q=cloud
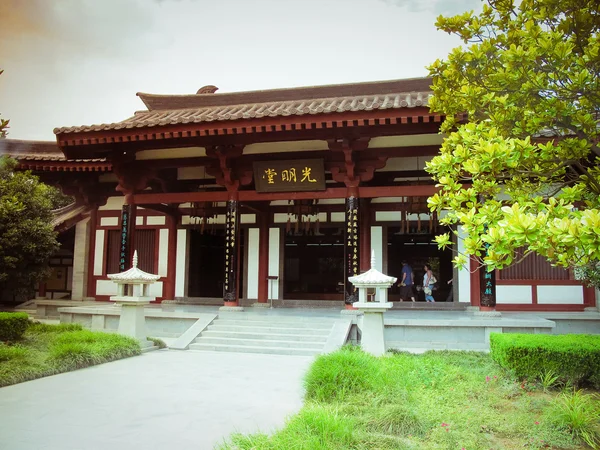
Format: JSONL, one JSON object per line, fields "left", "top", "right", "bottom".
{"left": 0, "top": 0, "right": 161, "bottom": 63}
{"left": 379, "top": 0, "right": 483, "bottom": 16}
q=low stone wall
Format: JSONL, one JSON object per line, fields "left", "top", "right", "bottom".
{"left": 382, "top": 315, "right": 555, "bottom": 352}
{"left": 58, "top": 306, "right": 204, "bottom": 338}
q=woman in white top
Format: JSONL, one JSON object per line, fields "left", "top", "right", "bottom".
{"left": 423, "top": 264, "right": 435, "bottom": 302}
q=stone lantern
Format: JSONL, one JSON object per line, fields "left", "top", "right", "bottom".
{"left": 107, "top": 251, "right": 159, "bottom": 347}
{"left": 348, "top": 250, "right": 397, "bottom": 356}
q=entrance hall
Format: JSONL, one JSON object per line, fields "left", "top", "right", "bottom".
{"left": 187, "top": 229, "right": 245, "bottom": 299}
{"left": 283, "top": 228, "right": 344, "bottom": 300}
{"left": 387, "top": 228, "right": 453, "bottom": 302}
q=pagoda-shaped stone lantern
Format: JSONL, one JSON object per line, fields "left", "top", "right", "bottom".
{"left": 348, "top": 250, "right": 397, "bottom": 356}
{"left": 107, "top": 251, "right": 160, "bottom": 347}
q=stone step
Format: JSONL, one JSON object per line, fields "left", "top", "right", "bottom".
{"left": 208, "top": 324, "right": 332, "bottom": 336}
{"left": 200, "top": 330, "right": 328, "bottom": 343}
{"left": 189, "top": 342, "right": 321, "bottom": 356}
{"left": 215, "top": 318, "right": 335, "bottom": 329}
{"left": 195, "top": 336, "right": 324, "bottom": 349}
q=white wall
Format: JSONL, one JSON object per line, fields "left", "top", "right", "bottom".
{"left": 370, "top": 226, "right": 383, "bottom": 271}
{"left": 158, "top": 229, "right": 169, "bottom": 277}
{"left": 456, "top": 227, "right": 471, "bottom": 303}
{"left": 268, "top": 228, "right": 280, "bottom": 300}
{"left": 175, "top": 229, "right": 188, "bottom": 298}
{"left": 537, "top": 285, "right": 584, "bottom": 304}
{"left": 247, "top": 228, "right": 260, "bottom": 300}
{"left": 71, "top": 217, "right": 90, "bottom": 300}
{"left": 93, "top": 230, "right": 105, "bottom": 276}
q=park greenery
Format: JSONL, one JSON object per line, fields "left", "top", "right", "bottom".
{"left": 220, "top": 346, "right": 600, "bottom": 450}
{"left": 0, "top": 156, "right": 61, "bottom": 301}
{"left": 0, "top": 318, "right": 141, "bottom": 387}
{"left": 425, "top": 0, "right": 600, "bottom": 286}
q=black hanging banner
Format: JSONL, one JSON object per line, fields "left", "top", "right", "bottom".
{"left": 344, "top": 196, "right": 360, "bottom": 304}
{"left": 223, "top": 199, "right": 239, "bottom": 302}
{"left": 119, "top": 204, "right": 134, "bottom": 272}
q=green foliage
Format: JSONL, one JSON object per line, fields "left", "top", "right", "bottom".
{"left": 304, "top": 346, "right": 382, "bottom": 402}
{"left": 553, "top": 390, "right": 600, "bottom": 449}
{"left": 48, "top": 330, "right": 140, "bottom": 370}
{"left": 538, "top": 368, "right": 560, "bottom": 392}
{"left": 147, "top": 336, "right": 167, "bottom": 349}
{"left": 0, "top": 156, "right": 60, "bottom": 299}
{"left": 0, "top": 312, "right": 29, "bottom": 341}
{"left": 221, "top": 348, "right": 583, "bottom": 449}
{"left": 0, "top": 324, "right": 141, "bottom": 387}
{"left": 426, "top": 0, "right": 600, "bottom": 284}
{"left": 490, "top": 333, "right": 600, "bottom": 388}
{"left": 0, "top": 343, "right": 28, "bottom": 362}
{"left": 0, "top": 69, "right": 8, "bottom": 138}
{"left": 27, "top": 321, "right": 83, "bottom": 334}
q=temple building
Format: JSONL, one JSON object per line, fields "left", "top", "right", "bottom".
{"left": 1, "top": 77, "right": 594, "bottom": 311}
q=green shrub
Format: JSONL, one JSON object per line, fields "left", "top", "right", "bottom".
{"left": 48, "top": 330, "right": 141, "bottom": 370}
{"left": 147, "top": 337, "right": 167, "bottom": 349}
{"left": 0, "top": 312, "right": 29, "bottom": 341}
{"left": 304, "top": 346, "right": 381, "bottom": 402}
{"left": 28, "top": 322, "right": 83, "bottom": 334}
{"left": 0, "top": 343, "right": 29, "bottom": 362}
{"left": 552, "top": 390, "right": 600, "bottom": 449}
{"left": 490, "top": 333, "right": 600, "bottom": 388}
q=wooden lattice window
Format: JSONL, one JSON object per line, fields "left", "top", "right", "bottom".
{"left": 499, "top": 250, "right": 570, "bottom": 281}
{"left": 105, "top": 229, "right": 156, "bottom": 274}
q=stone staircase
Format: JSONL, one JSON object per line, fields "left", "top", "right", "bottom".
{"left": 188, "top": 316, "right": 337, "bottom": 356}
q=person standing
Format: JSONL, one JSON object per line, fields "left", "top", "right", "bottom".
{"left": 398, "top": 261, "right": 416, "bottom": 302}
{"left": 423, "top": 264, "right": 436, "bottom": 302}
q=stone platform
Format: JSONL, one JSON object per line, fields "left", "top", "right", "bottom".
{"left": 48, "top": 302, "right": 600, "bottom": 353}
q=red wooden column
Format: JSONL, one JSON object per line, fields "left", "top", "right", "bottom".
{"left": 257, "top": 211, "right": 270, "bottom": 303}
{"left": 38, "top": 282, "right": 47, "bottom": 299}
{"left": 359, "top": 198, "right": 371, "bottom": 272}
{"left": 163, "top": 214, "right": 177, "bottom": 300}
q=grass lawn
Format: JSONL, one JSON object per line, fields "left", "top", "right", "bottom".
{"left": 0, "top": 322, "right": 141, "bottom": 387}
{"left": 220, "top": 347, "right": 600, "bottom": 450}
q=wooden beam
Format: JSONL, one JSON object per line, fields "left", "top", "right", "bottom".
{"left": 140, "top": 203, "right": 182, "bottom": 218}
{"left": 134, "top": 185, "right": 439, "bottom": 204}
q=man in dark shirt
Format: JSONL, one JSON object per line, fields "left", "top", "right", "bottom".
{"left": 398, "top": 261, "right": 416, "bottom": 302}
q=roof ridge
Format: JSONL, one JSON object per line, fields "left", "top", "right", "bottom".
{"left": 137, "top": 77, "right": 432, "bottom": 111}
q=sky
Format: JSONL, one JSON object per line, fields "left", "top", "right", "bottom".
{"left": 0, "top": 0, "right": 481, "bottom": 141}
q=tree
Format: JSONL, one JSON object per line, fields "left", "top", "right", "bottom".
{"left": 425, "top": 0, "right": 600, "bottom": 286}
{"left": 0, "top": 157, "right": 60, "bottom": 301}
{"left": 0, "top": 70, "right": 8, "bottom": 138}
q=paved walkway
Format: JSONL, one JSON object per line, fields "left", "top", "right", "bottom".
{"left": 0, "top": 350, "right": 313, "bottom": 450}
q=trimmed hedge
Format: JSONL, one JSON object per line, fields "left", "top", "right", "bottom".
{"left": 0, "top": 312, "right": 29, "bottom": 341}
{"left": 490, "top": 333, "right": 600, "bottom": 388}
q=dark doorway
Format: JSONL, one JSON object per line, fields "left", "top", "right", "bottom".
{"left": 387, "top": 227, "right": 453, "bottom": 302}
{"left": 188, "top": 229, "right": 245, "bottom": 298}
{"left": 283, "top": 228, "right": 344, "bottom": 300}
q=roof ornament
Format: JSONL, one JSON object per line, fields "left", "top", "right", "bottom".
{"left": 196, "top": 85, "right": 219, "bottom": 94}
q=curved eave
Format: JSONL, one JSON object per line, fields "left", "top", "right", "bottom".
{"left": 17, "top": 160, "right": 112, "bottom": 172}
{"left": 56, "top": 107, "right": 442, "bottom": 158}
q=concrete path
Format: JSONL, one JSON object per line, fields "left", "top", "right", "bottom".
{"left": 0, "top": 350, "right": 313, "bottom": 450}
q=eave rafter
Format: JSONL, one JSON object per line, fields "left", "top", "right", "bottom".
{"left": 56, "top": 108, "right": 441, "bottom": 150}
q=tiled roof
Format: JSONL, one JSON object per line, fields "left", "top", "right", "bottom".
{"left": 54, "top": 77, "right": 433, "bottom": 135}
{"left": 0, "top": 139, "right": 65, "bottom": 160}
{"left": 51, "top": 203, "right": 92, "bottom": 229}
{"left": 0, "top": 139, "right": 107, "bottom": 163}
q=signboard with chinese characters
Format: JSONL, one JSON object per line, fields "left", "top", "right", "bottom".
{"left": 253, "top": 159, "right": 326, "bottom": 193}
{"left": 119, "top": 205, "right": 132, "bottom": 272}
